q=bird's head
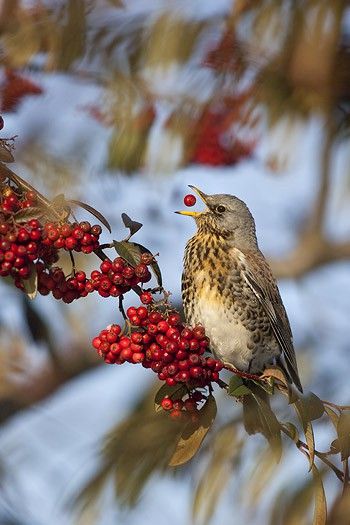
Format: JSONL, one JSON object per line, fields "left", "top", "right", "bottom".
{"left": 176, "top": 186, "right": 258, "bottom": 247}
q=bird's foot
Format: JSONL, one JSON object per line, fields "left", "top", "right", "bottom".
{"left": 223, "top": 362, "right": 262, "bottom": 382}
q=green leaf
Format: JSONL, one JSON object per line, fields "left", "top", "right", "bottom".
{"left": 312, "top": 465, "right": 327, "bottom": 525}
{"left": 113, "top": 240, "right": 162, "bottom": 287}
{"left": 154, "top": 383, "right": 187, "bottom": 413}
{"left": 169, "top": 395, "right": 217, "bottom": 467}
{"left": 228, "top": 375, "right": 244, "bottom": 393}
{"left": 22, "top": 264, "right": 38, "bottom": 299}
{"left": 228, "top": 376, "right": 251, "bottom": 397}
{"left": 230, "top": 385, "right": 252, "bottom": 397}
{"left": 337, "top": 412, "right": 350, "bottom": 461}
{"left": 121, "top": 213, "right": 143, "bottom": 238}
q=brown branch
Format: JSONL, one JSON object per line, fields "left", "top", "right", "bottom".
{"left": 281, "top": 425, "right": 345, "bottom": 483}
{"left": 0, "top": 345, "right": 101, "bottom": 425}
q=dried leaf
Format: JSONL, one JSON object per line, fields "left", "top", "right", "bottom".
{"left": 121, "top": 212, "right": 143, "bottom": 237}
{"left": 22, "top": 263, "right": 37, "bottom": 299}
{"left": 169, "top": 395, "right": 217, "bottom": 467}
{"left": 68, "top": 199, "right": 112, "bottom": 232}
{"left": 0, "top": 143, "right": 14, "bottom": 163}
{"left": 283, "top": 422, "right": 299, "bottom": 444}
{"left": 154, "top": 383, "right": 187, "bottom": 413}
{"left": 312, "top": 465, "right": 327, "bottom": 525}
{"left": 337, "top": 412, "right": 350, "bottom": 461}
{"left": 294, "top": 399, "right": 315, "bottom": 470}
{"left": 302, "top": 392, "right": 325, "bottom": 422}
{"left": 250, "top": 391, "right": 282, "bottom": 459}
{"left": 324, "top": 406, "right": 339, "bottom": 430}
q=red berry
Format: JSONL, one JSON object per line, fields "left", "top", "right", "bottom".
{"left": 168, "top": 313, "right": 181, "bottom": 326}
{"left": 140, "top": 292, "right": 153, "bottom": 305}
{"left": 137, "top": 306, "right": 148, "bottom": 319}
{"left": 161, "top": 398, "right": 173, "bottom": 411}
{"left": 184, "top": 194, "right": 196, "bottom": 207}
{"left": 170, "top": 408, "right": 182, "bottom": 419}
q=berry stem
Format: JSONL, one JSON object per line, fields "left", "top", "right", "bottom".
{"left": 118, "top": 295, "right": 127, "bottom": 321}
{"left": 223, "top": 363, "right": 262, "bottom": 382}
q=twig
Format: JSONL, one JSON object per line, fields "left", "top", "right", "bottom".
{"left": 223, "top": 363, "right": 262, "bottom": 381}
{"left": 322, "top": 399, "right": 350, "bottom": 412}
{"left": 281, "top": 425, "right": 345, "bottom": 483}
{"left": 118, "top": 295, "right": 127, "bottom": 321}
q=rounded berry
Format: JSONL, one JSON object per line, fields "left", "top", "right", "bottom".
{"left": 184, "top": 194, "right": 196, "bottom": 207}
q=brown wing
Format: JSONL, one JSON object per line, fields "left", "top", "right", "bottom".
{"left": 237, "top": 248, "right": 303, "bottom": 392}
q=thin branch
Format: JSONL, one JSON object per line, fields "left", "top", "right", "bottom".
{"left": 281, "top": 425, "right": 345, "bottom": 483}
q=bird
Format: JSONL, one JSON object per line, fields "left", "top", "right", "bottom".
{"left": 176, "top": 185, "right": 303, "bottom": 394}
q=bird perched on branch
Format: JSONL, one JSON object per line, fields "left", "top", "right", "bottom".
{"left": 176, "top": 186, "right": 303, "bottom": 394}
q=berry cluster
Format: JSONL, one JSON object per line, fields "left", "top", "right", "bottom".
{"left": 1, "top": 188, "right": 39, "bottom": 214}
{"left": 92, "top": 305, "right": 223, "bottom": 415}
{"left": 0, "top": 217, "right": 58, "bottom": 284}
{"left": 42, "top": 221, "right": 101, "bottom": 254}
{"left": 191, "top": 109, "right": 254, "bottom": 166}
{"left": 160, "top": 390, "right": 205, "bottom": 421}
{"left": 35, "top": 255, "right": 154, "bottom": 303}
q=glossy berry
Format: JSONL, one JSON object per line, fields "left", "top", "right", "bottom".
{"left": 184, "top": 194, "right": 196, "bottom": 207}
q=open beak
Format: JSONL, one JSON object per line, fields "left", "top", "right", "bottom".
{"left": 175, "top": 185, "right": 209, "bottom": 217}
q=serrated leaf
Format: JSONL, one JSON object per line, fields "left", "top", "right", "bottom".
{"left": 113, "top": 240, "right": 162, "bottom": 287}
{"left": 22, "top": 264, "right": 38, "bottom": 299}
{"left": 337, "top": 412, "right": 350, "bottom": 461}
{"left": 68, "top": 199, "right": 112, "bottom": 232}
{"left": 312, "top": 465, "right": 327, "bottom": 525}
{"left": 154, "top": 383, "right": 187, "bottom": 412}
{"left": 169, "top": 395, "right": 217, "bottom": 467}
{"left": 121, "top": 213, "right": 143, "bottom": 237}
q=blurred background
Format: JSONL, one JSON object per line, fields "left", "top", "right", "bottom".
{"left": 0, "top": 0, "right": 350, "bottom": 523}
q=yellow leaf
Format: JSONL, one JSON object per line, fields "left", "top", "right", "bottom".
{"left": 312, "top": 465, "right": 327, "bottom": 525}
{"left": 169, "top": 395, "right": 217, "bottom": 467}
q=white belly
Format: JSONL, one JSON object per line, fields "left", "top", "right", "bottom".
{"left": 196, "top": 294, "right": 253, "bottom": 371}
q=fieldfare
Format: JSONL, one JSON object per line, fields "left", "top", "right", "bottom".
{"left": 177, "top": 186, "right": 303, "bottom": 393}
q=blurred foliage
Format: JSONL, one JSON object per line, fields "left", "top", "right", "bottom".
{"left": 0, "top": 1, "right": 350, "bottom": 524}
{"left": 1, "top": 0, "right": 349, "bottom": 173}
{"left": 76, "top": 365, "right": 350, "bottom": 525}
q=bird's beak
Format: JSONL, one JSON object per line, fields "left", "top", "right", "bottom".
{"left": 175, "top": 185, "right": 209, "bottom": 217}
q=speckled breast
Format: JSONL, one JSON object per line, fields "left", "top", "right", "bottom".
{"left": 181, "top": 233, "right": 279, "bottom": 372}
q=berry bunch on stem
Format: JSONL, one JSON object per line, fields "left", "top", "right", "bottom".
{"left": 92, "top": 304, "right": 223, "bottom": 419}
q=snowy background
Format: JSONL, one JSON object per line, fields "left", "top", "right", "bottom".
{"left": 1, "top": 1, "right": 350, "bottom": 524}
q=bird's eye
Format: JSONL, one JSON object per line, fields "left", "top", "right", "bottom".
{"left": 216, "top": 205, "right": 226, "bottom": 213}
